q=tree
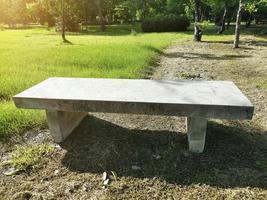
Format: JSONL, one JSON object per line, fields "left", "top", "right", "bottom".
{"left": 194, "top": 0, "right": 202, "bottom": 41}
{"left": 61, "top": 0, "right": 66, "bottom": 42}
{"left": 255, "top": 0, "right": 267, "bottom": 24}
{"left": 0, "top": 0, "right": 8, "bottom": 24}
{"left": 27, "top": 0, "right": 56, "bottom": 27}
{"left": 245, "top": 1, "right": 257, "bottom": 26}
{"left": 244, "top": 0, "right": 267, "bottom": 26}
{"left": 203, "top": 0, "right": 238, "bottom": 34}
{"left": 218, "top": 0, "right": 238, "bottom": 34}
{"left": 233, "top": 0, "right": 267, "bottom": 48}
{"left": 95, "top": 0, "right": 106, "bottom": 31}
{"left": 0, "top": 0, "right": 31, "bottom": 27}
{"left": 218, "top": 4, "right": 227, "bottom": 34}
{"left": 233, "top": 0, "right": 244, "bottom": 48}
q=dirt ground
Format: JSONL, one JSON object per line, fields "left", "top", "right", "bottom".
{"left": 0, "top": 36, "right": 267, "bottom": 200}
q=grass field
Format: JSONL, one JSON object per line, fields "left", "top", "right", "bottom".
{"left": 1, "top": 24, "right": 267, "bottom": 199}
{"left": 0, "top": 24, "right": 266, "bottom": 142}
{"left": 0, "top": 25, "right": 193, "bottom": 141}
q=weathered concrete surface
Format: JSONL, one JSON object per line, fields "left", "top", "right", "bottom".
{"left": 46, "top": 110, "right": 87, "bottom": 143}
{"left": 13, "top": 78, "right": 254, "bottom": 151}
{"left": 13, "top": 78, "right": 254, "bottom": 119}
{"left": 187, "top": 117, "right": 207, "bottom": 153}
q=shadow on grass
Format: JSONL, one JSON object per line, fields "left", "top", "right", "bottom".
{"left": 164, "top": 52, "right": 252, "bottom": 60}
{"left": 203, "top": 40, "right": 267, "bottom": 48}
{"left": 61, "top": 115, "right": 267, "bottom": 189}
{"left": 62, "top": 39, "right": 73, "bottom": 45}
{"left": 185, "top": 24, "right": 267, "bottom": 36}
{"left": 142, "top": 45, "right": 252, "bottom": 60}
{"left": 62, "top": 24, "right": 141, "bottom": 37}
{"left": 3, "top": 23, "right": 266, "bottom": 38}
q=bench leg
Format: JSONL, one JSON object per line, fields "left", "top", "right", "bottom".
{"left": 186, "top": 117, "right": 207, "bottom": 153}
{"left": 46, "top": 110, "right": 88, "bottom": 143}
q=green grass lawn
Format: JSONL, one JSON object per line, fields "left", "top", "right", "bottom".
{"left": 1, "top": 24, "right": 266, "bottom": 142}
{"left": 0, "top": 25, "right": 193, "bottom": 141}
{"left": 1, "top": 23, "right": 267, "bottom": 199}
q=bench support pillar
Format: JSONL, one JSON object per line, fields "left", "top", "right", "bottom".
{"left": 46, "top": 110, "right": 87, "bottom": 143}
{"left": 186, "top": 117, "right": 207, "bottom": 153}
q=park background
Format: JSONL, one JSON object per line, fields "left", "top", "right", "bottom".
{"left": 0, "top": 0, "right": 267, "bottom": 199}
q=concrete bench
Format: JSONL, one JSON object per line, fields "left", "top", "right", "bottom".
{"left": 13, "top": 78, "right": 254, "bottom": 153}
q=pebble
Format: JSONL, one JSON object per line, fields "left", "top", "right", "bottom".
{"left": 54, "top": 169, "right": 60, "bottom": 176}
{"left": 82, "top": 183, "right": 90, "bottom": 192}
{"left": 3, "top": 168, "right": 20, "bottom": 176}
{"left": 103, "top": 179, "right": 109, "bottom": 186}
{"left": 131, "top": 165, "right": 141, "bottom": 171}
{"left": 102, "top": 171, "right": 108, "bottom": 181}
{"left": 53, "top": 144, "right": 62, "bottom": 150}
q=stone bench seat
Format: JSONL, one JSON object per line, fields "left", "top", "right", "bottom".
{"left": 13, "top": 78, "right": 254, "bottom": 153}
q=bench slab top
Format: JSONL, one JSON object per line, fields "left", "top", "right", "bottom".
{"left": 14, "top": 78, "right": 253, "bottom": 108}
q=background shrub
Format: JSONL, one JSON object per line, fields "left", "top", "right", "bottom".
{"left": 55, "top": 15, "right": 81, "bottom": 32}
{"left": 141, "top": 15, "right": 190, "bottom": 33}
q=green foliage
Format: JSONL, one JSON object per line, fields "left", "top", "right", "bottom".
{"left": 114, "top": 4, "right": 131, "bottom": 24}
{"left": 0, "top": 0, "right": 194, "bottom": 30}
{"left": 255, "top": 1, "right": 267, "bottom": 22}
{"left": 166, "top": 0, "right": 187, "bottom": 15}
{"left": 200, "top": 20, "right": 211, "bottom": 30}
{"left": 257, "top": 80, "right": 267, "bottom": 89}
{"left": 0, "top": 0, "right": 267, "bottom": 30}
{"left": 141, "top": 15, "right": 190, "bottom": 32}
{"left": 27, "top": 0, "right": 56, "bottom": 27}
{"left": 10, "top": 144, "right": 54, "bottom": 170}
{"left": 241, "top": 0, "right": 267, "bottom": 24}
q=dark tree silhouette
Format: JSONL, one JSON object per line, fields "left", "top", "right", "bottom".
{"left": 61, "top": 0, "right": 66, "bottom": 42}
{"left": 218, "top": 5, "right": 228, "bottom": 34}
{"left": 194, "top": 0, "right": 202, "bottom": 41}
{"left": 95, "top": 0, "right": 106, "bottom": 31}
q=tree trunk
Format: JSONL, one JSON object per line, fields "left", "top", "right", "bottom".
{"left": 234, "top": 0, "right": 243, "bottom": 48}
{"left": 246, "top": 13, "right": 252, "bottom": 27}
{"left": 194, "top": 0, "right": 202, "bottom": 42}
{"left": 84, "top": 1, "right": 88, "bottom": 30}
{"left": 61, "top": 0, "right": 66, "bottom": 42}
{"left": 227, "top": 19, "right": 231, "bottom": 29}
{"left": 218, "top": 6, "right": 227, "bottom": 34}
{"left": 95, "top": 0, "right": 106, "bottom": 31}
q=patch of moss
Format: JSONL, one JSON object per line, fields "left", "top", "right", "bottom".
{"left": 176, "top": 72, "right": 201, "bottom": 79}
{"left": 10, "top": 144, "right": 54, "bottom": 170}
{"left": 257, "top": 81, "right": 267, "bottom": 89}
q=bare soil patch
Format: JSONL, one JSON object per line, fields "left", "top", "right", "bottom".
{"left": 0, "top": 37, "right": 267, "bottom": 200}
